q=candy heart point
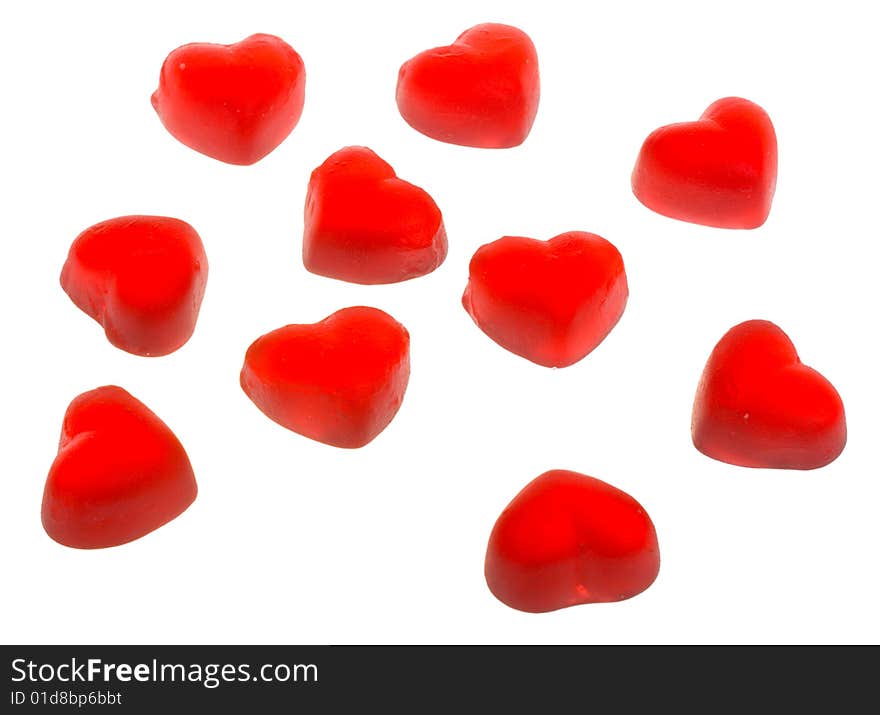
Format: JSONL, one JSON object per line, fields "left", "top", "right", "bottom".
{"left": 463, "top": 231, "right": 628, "bottom": 367}
{"left": 152, "top": 33, "right": 306, "bottom": 165}
{"left": 632, "top": 97, "right": 777, "bottom": 229}
{"left": 485, "top": 470, "right": 660, "bottom": 613}
{"left": 42, "top": 386, "right": 197, "bottom": 549}
{"left": 303, "top": 146, "right": 447, "bottom": 284}
{"left": 241, "top": 307, "right": 411, "bottom": 448}
{"left": 692, "top": 320, "right": 846, "bottom": 469}
{"left": 60, "top": 216, "right": 208, "bottom": 357}
{"left": 396, "top": 23, "right": 540, "bottom": 148}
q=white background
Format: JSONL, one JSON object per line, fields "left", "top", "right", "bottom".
{"left": 1, "top": 0, "right": 878, "bottom": 645}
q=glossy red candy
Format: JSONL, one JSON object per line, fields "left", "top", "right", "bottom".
{"left": 42, "top": 386, "right": 198, "bottom": 549}
{"left": 61, "top": 216, "right": 208, "bottom": 357}
{"left": 632, "top": 97, "right": 777, "bottom": 228}
{"left": 485, "top": 470, "right": 660, "bottom": 613}
{"left": 241, "top": 307, "right": 410, "bottom": 448}
{"left": 396, "top": 23, "right": 540, "bottom": 148}
{"left": 303, "top": 146, "right": 447, "bottom": 284}
{"left": 151, "top": 33, "right": 305, "bottom": 165}
{"left": 462, "top": 232, "right": 627, "bottom": 367}
{"left": 692, "top": 320, "right": 846, "bottom": 470}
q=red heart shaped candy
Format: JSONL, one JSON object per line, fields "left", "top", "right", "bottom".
{"left": 462, "top": 232, "right": 628, "bottom": 367}
{"left": 632, "top": 97, "right": 777, "bottom": 228}
{"left": 42, "top": 386, "right": 198, "bottom": 549}
{"left": 151, "top": 33, "right": 305, "bottom": 165}
{"left": 485, "top": 470, "right": 660, "bottom": 613}
{"left": 396, "top": 23, "right": 540, "bottom": 148}
{"left": 692, "top": 320, "right": 846, "bottom": 469}
{"left": 240, "top": 307, "right": 410, "bottom": 448}
{"left": 303, "top": 147, "right": 447, "bottom": 284}
{"left": 60, "top": 216, "right": 208, "bottom": 357}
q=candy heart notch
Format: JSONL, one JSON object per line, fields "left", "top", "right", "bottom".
{"left": 42, "top": 386, "right": 198, "bottom": 549}
{"left": 462, "top": 232, "right": 628, "bottom": 367}
{"left": 303, "top": 146, "right": 447, "bottom": 284}
{"left": 241, "top": 307, "right": 410, "bottom": 448}
{"left": 152, "top": 33, "right": 306, "bottom": 165}
{"left": 632, "top": 97, "right": 778, "bottom": 229}
{"left": 396, "top": 23, "right": 540, "bottom": 148}
{"left": 485, "top": 470, "right": 660, "bottom": 613}
{"left": 60, "top": 216, "right": 208, "bottom": 357}
{"left": 692, "top": 320, "right": 846, "bottom": 470}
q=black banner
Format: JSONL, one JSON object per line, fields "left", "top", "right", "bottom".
{"left": 1, "top": 645, "right": 873, "bottom": 711}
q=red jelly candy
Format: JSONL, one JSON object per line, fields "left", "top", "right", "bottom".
{"left": 692, "top": 320, "right": 846, "bottom": 470}
{"left": 60, "top": 216, "right": 208, "bottom": 357}
{"left": 303, "top": 146, "right": 447, "bottom": 284}
{"left": 396, "top": 23, "right": 540, "bottom": 148}
{"left": 485, "top": 470, "right": 660, "bottom": 613}
{"left": 42, "top": 386, "right": 197, "bottom": 549}
{"left": 151, "top": 33, "right": 305, "bottom": 165}
{"left": 240, "top": 307, "right": 410, "bottom": 448}
{"left": 632, "top": 97, "right": 777, "bottom": 228}
{"left": 462, "top": 232, "right": 628, "bottom": 367}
